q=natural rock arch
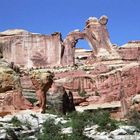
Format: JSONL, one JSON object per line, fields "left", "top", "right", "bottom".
{"left": 61, "top": 15, "right": 113, "bottom": 66}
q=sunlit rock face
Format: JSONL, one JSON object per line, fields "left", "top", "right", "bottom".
{"left": 29, "top": 70, "right": 54, "bottom": 113}
{"left": 0, "top": 15, "right": 140, "bottom": 117}
{"left": 52, "top": 40, "right": 140, "bottom": 113}
{"left": 0, "top": 15, "right": 120, "bottom": 67}
{"left": 0, "top": 59, "right": 32, "bottom": 115}
{"left": 0, "top": 30, "right": 62, "bottom": 68}
{"left": 61, "top": 15, "right": 121, "bottom": 66}
{"left": 117, "top": 41, "right": 140, "bottom": 61}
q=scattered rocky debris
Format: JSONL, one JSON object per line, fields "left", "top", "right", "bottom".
{"left": 0, "top": 110, "right": 140, "bottom": 140}
{"left": 0, "top": 110, "right": 68, "bottom": 139}
{"left": 84, "top": 124, "right": 140, "bottom": 140}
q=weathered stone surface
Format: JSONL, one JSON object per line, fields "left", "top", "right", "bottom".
{"left": 0, "top": 110, "right": 68, "bottom": 139}
{"left": 0, "top": 59, "right": 32, "bottom": 114}
{"left": 117, "top": 41, "right": 140, "bottom": 61}
{"left": 0, "top": 30, "right": 62, "bottom": 68}
{"left": 0, "top": 15, "right": 140, "bottom": 118}
{"left": 51, "top": 57, "right": 139, "bottom": 118}
{"left": 0, "top": 15, "right": 120, "bottom": 68}
{"left": 62, "top": 15, "right": 120, "bottom": 66}
{"left": 29, "top": 70, "right": 54, "bottom": 113}
{"left": 0, "top": 59, "right": 21, "bottom": 93}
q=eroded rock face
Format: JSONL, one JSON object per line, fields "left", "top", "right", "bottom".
{"left": 62, "top": 15, "right": 121, "bottom": 66}
{"left": 0, "top": 59, "right": 32, "bottom": 114}
{"left": 55, "top": 62, "right": 140, "bottom": 104}
{"left": 29, "top": 70, "right": 54, "bottom": 113}
{"left": 0, "top": 59, "right": 54, "bottom": 115}
{"left": 0, "top": 15, "right": 120, "bottom": 67}
{"left": 0, "top": 30, "right": 62, "bottom": 68}
{"left": 52, "top": 44, "right": 140, "bottom": 118}
{"left": 117, "top": 41, "right": 140, "bottom": 61}
{"left": 0, "top": 15, "right": 140, "bottom": 118}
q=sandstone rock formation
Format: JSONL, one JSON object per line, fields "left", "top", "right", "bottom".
{"left": 0, "top": 15, "right": 120, "bottom": 68}
{"left": 0, "top": 15, "right": 140, "bottom": 118}
{"left": 0, "top": 59, "right": 54, "bottom": 115}
{"left": 29, "top": 70, "right": 54, "bottom": 113}
{"left": 50, "top": 39, "right": 139, "bottom": 117}
{"left": 117, "top": 41, "right": 140, "bottom": 61}
{"left": 62, "top": 15, "right": 120, "bottom": 66}
{"left": 0, "top": 30, "right": 62, "bottom": 68}
{"left": 0, "top": 59, "right": 32, "bottom": 115}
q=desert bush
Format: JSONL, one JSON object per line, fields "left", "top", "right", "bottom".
{"left": 92, "top": 110, "right": 118, "bottom": 131}
{"left": 67, "top": 111, "right": 91, "bottom": 140}
{"left": 10, "top": 116, "right": 22, "bottom": 127}
{"left": 78, "top": 88, "right": 86, "bottom": 97}
{"left": 95, "top": 91, "right": 100, "bottom": 96}
{"left": 127, "top": 109, "right": 140, "bottom": 129}
{"left": 70, "top": 110, "right": 118, "bottom": 134}
{"left": 5, "top": 128, "right": 18, "bottom": 140}
{"left": 0, "top": 123, "right": 3, "bottom": 127}
{"left": 38, "top": 118, "right": 68, "bottom": 140}
{"left": 38, "top": 110, "right": 119, "bottom": 140}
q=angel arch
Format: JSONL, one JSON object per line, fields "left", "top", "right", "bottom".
{"left": 62, "top": 15, "right": 112, "bottom": 66}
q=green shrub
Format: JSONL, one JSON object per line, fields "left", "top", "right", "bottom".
{"left": 5, "top": 128, "right": 18, "bottom": 140}
{"left": 38, "top": 118, "right": 68, "bottom": 140}
{"left": 67, "top": 112, "right": 91, "bottom": 140}
{"left": 78, "top": 89, "right": 86, "bottom": 97}
{"left": 0, "top": 124, "right": 3, "bottom": 127}
{"left": 95, "top": 91, "right": 100, "bottom": 96}
{"left": 10, "top": 116, "right": 22, "bottom": 127}
{"left": 91, "top": 110, "right": 118, "bottom": 131}
{"left": 38, "top": 110, "right": 119, "bottom": 140}
{"left": 127, "top": 109, "right": 140, "bottom": 129}
{"left": 67, "top": 110, "right": 118, "bottom": 132}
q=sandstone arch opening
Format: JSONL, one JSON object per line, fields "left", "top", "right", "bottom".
{"left": 75, "top": 39, "right": 92, "bottom": 65}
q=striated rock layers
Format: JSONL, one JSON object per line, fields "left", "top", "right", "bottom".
{"left": 0, "top": 30, "right": 62, "bottom": 68}
{"left": 0, "top": 15, "right": 120, "bottom": 68}
{"left": 0, "top": 59, "right": 32, "bottom": 115}
{"left": 0, "top": 58, "right": 54, "bottom": 115}
{"left": 29, "top": 70, "right": 54, "bottom": 113}
{"left": 0, "top": 15, "right": 140, "bottom": 116}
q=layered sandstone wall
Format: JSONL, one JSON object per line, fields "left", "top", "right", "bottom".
{"left": 0, "top": 16, "right": 140, "bottom": 115}
{"left": 117, "top": 41, "right": 140, "bottom": 61}
{"left": 0, "top": 15, "right": 120, "bottom": 67}
{"left": 0, "top": 30, "right": 62, "bottom": 68}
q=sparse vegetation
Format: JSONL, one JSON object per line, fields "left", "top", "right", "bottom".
{"left": 27, "top": 98, "right": 37, "bottom": 104}
{"left": 3, "top": 109, "right": 140, "bottom": 140}
{"left": 67, "top": 110, "right": 118, "bottom": 132}
{"left": 38, "top": 118, "right": 68, "bottom": 140}
{"left": 38, "top": 109, "right": 119, "bottom": 140}
{"left": 91, "top": 110, "right": 118, "bottom": 132}
{"left": 78, "top": 88, "right": 87, "bottom": 97}
{"left": 5, "top": 128, "right": 18, "bottom": 140}
{"left": 127, "top": 109, "right": 140, "bottom": 129}
{"left": 10, "top": 116, "right": 22, "bottom": 127}
{"left": 0, "top": 123, "right": 3, "bottom": 127}
{"left": 95, "top": 91, "right": 100, "bottom": 96}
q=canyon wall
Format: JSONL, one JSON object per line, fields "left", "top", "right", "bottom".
{"left": 0, "top": 15, "right": 139, "bottom": 113}
{"left": 0, "top": 15, "right": 119, "bottom": 68}
{"left": 0, "top": 30, "right": 62, "bottom": 68}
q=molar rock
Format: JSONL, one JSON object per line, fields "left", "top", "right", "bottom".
{"left": 29, "top": 70, "right": 54, "bottom": 113}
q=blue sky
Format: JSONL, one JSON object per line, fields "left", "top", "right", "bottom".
{"left": 0, "top": 0, "right": 140, "bottom": 49}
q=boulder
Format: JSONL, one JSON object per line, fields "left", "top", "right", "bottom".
{"left": 29, "top": 70, "right": 54, "bottom": 113}
{"left": 0, "top": 59, "right": 32, "bottom": 115}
